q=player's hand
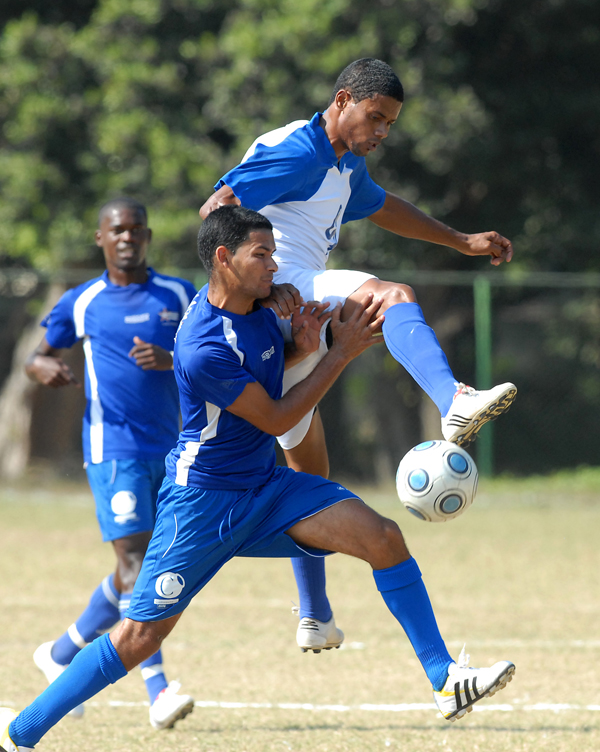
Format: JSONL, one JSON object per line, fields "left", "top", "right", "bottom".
{"left": 260, "top": 283, "right": 302, "bottom": 319}
{"left": 328, "top": 294, "right": 385, "bottom": 361}
{"left": 30, "top": 355, "right": 80, "bottom": 388}
{"left": 461, "top": 231, "right": 514, "bottom": 266}
{"left": 129, "top": 337, "right": 173, "bottom": 371}
{"left": 199, "top": 185, "right": 241, "bottom": 219}
{"left": 291, "top": 301, "right": 332, "bottom": 357}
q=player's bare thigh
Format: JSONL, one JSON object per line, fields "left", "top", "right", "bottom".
{"left": 343, "top": 278, "right": 417, "bottom": 324}
{"left": 283, "top": 408, "right": 329, "bottom": 478}
{"left": 286, "top": 497, "right": 410, "bottom": 570}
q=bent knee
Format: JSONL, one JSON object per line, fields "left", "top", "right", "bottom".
{"left": 382, "top": 283, "right": 416, "bottom": 306}
{"left": 370, "top": 519, "right": 409, "bottom": 567}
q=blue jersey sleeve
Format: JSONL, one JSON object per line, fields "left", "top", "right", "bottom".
{"left": 40, "top": 289, "right": 78, "bottom": 349}
{"left": 342, "top": 159, "right": 386, "bottom": 223}
{"left": 182, "top": 343, "right": 256, "bottom": 411}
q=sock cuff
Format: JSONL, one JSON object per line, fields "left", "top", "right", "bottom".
{"left": 382, "top": 301, "right": 426, "bottom": 327}
{"left": 373, "top": 557, "right": 422, "bottom": 593}
{"left": 96, "top": 633, "right": 128, "bottom": 684}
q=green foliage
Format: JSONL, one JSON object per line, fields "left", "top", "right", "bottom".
{"left": 1, "top": 0, "right": 597, "bottom": 274}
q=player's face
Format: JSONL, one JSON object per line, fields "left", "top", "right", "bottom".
{"left": 337, "top": 93, "right": 402, "bottom": 157}
{"left": 95, "top": 207, "right": 151, "bottom": 273}
{"left": 231, "top": 229, "right": 278, "bottom": 300}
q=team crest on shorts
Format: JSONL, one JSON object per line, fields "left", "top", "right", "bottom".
{"left": 154, "top": 572, "right": 186, "bottom": 607}
{"left": 111, "top": 490, "right": 139, "bottom": 524}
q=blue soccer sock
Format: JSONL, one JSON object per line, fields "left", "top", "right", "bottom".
{"left": 10, "top": 633, "right": 127, "bottom": 748}
{"left": 373, "top": 557, "right": 453, "bottom": 691}
{"left": 381, "top": 302, "right": 458, "bottom": 417}
{"left": 119, "top": 593, "right": 168, "bottom": 703}
{"left": 291, "top": 557, "right": 332, "bottom": 622}
{"left": 51, "top": 574, "right": 120, "bottom": 666}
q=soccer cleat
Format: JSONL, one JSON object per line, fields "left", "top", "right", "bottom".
{"left": 433, "top": 646, "right": 515, "bottom": 722}
{"left": 441, "top": 382, "right": 517, "bottom": 447}
{"left": 296, "top": 614, "right": 344, "bottom": 653}
{"left": 33, "top": 642, "right": 84, "bottom": 719}
{"left": 0, "top": 708, "right": 33, "bottom": 752}
{"left": 149, "top": 681, "right": 194, "bottom": 730}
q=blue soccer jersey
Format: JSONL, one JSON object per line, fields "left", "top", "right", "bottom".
{"left": 165, "top": 286, "right": 285, "bottom": 490}
{"left": 217, "top": 113, "right": 386, "bottom": 271}
{"left": 42, "top": 268, "right": 196, "bottom": 464}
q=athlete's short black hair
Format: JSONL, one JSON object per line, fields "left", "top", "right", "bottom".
{"left": 98, "top": 197, "right": 148, "bottom": 226}
{"left": 197, "top": 205, "right": 273, "bottom": 274}
{"left": 328, "top": 58, "right": 404, "bottom": 106}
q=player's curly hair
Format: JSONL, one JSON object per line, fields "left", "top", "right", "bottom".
{"left": 328, "top": 58, "right": 404, "bottom": 106}
{"left": 198, "top": 205, "right": 273, "bottom": 274}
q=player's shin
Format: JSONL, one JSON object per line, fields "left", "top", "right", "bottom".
{"left": 381, "top": 303, "right": 457, "bottom": 417}
{"left": 373, "top": 557, "right": 453, "bottom": 691}
{"left": 10, "top": 634, "right": 127, "bottom": 748}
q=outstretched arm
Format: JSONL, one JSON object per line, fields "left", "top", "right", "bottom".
{"left": 369, "top": 191, "right": 513, "bottom": 266}
{"left": 227, "top": 295, "right": 384, "bottom": 435}
{"left": 25, "top": 336, "right": 79, "bottom": 388}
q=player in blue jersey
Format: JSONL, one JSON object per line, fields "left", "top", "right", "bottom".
{"left": 200, "top": 58, "right": 517, "bottom": 650}
{"left": 23, "top": 197, "right": 197, "bottom": 730}
{"left": 0, "top": 206, "right": 515, "bottom": 752}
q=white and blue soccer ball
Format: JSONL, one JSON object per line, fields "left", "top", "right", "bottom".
{"left": 395, "top": 440, "right": 478, "bottom": 522}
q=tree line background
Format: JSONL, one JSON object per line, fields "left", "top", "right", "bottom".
{"left": 0, "top": 0, "right": 599, "bottom": 482}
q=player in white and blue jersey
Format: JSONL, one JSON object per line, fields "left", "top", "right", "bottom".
{"left": 23, "top": 198, "right": 197, "bottom": 730}
{"left": 200, "top": 59, "right": 517, "bottom": 650}
{"left": 1, "top": 206, "right": 515, "bottom": 752}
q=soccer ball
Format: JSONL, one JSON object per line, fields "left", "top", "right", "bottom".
{"left": 395, "top": 440, "right": 478, "bottom": 522}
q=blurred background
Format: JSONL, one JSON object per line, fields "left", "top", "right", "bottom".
{"left": 0, "top": 0, "right": 598, "bottom": 484}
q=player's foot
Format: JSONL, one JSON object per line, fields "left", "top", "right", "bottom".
{"left": 433, "top": 646, "right": 515, "bottom": 722}
{"left": 149, "top": 681, "right": 194, "bottom": 730}
{"left": 0, "top": 708, "right": 33, "bottom": 752}
{"left": 296, "top": 614, "right": 344, "bottom": 653}
{"left": 441, "top": 382, "right": 517, "bottom": 446}
{"left": 33, "top": 642, "right": 84, "bottom": 719}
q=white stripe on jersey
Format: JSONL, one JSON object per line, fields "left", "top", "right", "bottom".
{"left": 74, "top": 279, "right": 107, "bottom": 338}
{"left": 83, "top": 337, "right": 105, "bottom": 464}
{"left": 242, "top": 119, "right": 309, "bottom": 161}
{"left": 222, "top": 316, "right": 244, "bottom": 364}
{"left": 175, "top": 402, "right": 221, "bottom": 486}
{"left": 152, "top": 275, "right": 192, "bottom": 314}
{"left": 174, "top": 316, "right": 246, "bottom": 487}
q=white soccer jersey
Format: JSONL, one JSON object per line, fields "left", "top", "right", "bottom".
{"left": 217, "top": 112, "right": 386, "bottom": 272}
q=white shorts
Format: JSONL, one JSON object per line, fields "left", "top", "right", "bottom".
{"left": 274, "top": 266, "right": 376, "bottom": 450}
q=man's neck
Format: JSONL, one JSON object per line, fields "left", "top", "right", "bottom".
{"left": 207, "top": 283, "right": 255, "bottom": 315}
{"left": 106, "top": 264, "right": 148, "bottom": 287}
{"left": 319, "top": 108, "right": 348, "bottom": 160}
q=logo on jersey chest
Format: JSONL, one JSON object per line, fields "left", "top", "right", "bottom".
{"left": 261, "top": 345, "right": 275, "bottom": 361}
{"left": 158, "top": 308, "right": 180, "bottom": 325}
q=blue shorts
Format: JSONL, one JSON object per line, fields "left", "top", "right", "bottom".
{"left": 126, "top": 466, "right": 359, "bottom": 621}
{"left": 86, "top": 458, "right": 166, "bottom": 542}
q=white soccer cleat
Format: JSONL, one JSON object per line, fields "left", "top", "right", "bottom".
{"left": 441, "top": 382, "right": 517, "bottom": 446}
{"left": 149, "top": 681, "right": 194, "bottom": 730}
{"left": 0, "top": 708, "right": 33, "bottom": 752}
{"left": 296, "top": 614, "right": 344, "bottom": 653}
{"left": 33, "top": 642, "right": 84, "bottom": 719}
{"left": 433, "top": 646, "right": 515, "bottom": 722}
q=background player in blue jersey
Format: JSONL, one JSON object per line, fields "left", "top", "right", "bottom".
{"left": 23, "top": 197, "right": 197, "bottom": 730}
{"left": 200, "top": 58, "right": 517, "bottom": 650}
{"left": 1, "top": 206, "right": 515, "bottom": 752}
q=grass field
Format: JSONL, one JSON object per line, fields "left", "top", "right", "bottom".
{"left": 2, "top": 473, "right": 600, "bottom": 752}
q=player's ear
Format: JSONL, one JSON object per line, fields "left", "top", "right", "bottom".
{"left": 146, "top": 227, "right": 153, "bottom": 243}
{"left": 215, "top": 245, "right": 229, "bottom": 267}
{"left": 335, "top": 89, "right": 352, "bottom": 111}
{"left": 94, "top": 229, "right": 102, "bottom": 247}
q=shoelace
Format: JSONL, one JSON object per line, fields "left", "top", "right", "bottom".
{"left": 457, "top": 644, "right": 471, "bottom": 669}
{"left": 455, "top": 383, "right": 477, "bottom": 398}
{"left": 156, "top": 680, "right": 182, "bottom": 701}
